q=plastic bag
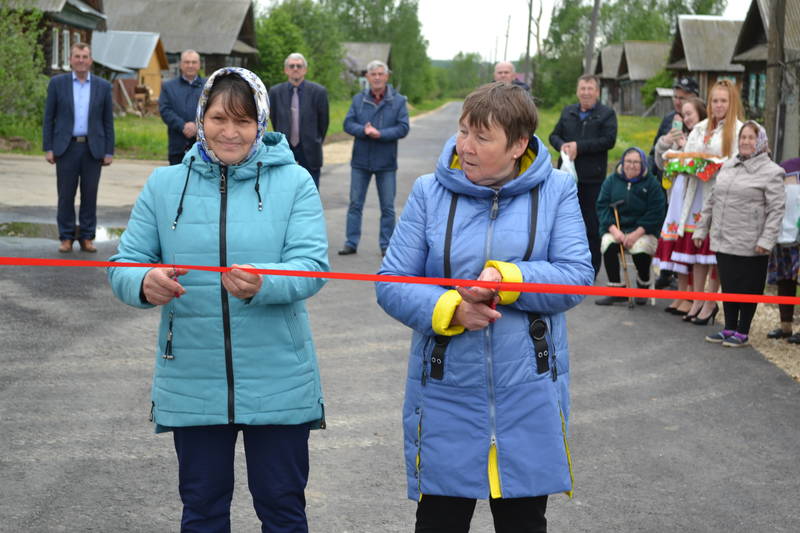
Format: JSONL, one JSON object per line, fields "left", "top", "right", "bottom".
{"left": 560, "top": 149, "right": 578, "bottom": 184}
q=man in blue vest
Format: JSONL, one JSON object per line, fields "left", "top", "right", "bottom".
{"left": 43, "top": 42, "right": 114, "bottom": 253}
{"left": 159, "top": 50, "right": 205, "bottom": 165}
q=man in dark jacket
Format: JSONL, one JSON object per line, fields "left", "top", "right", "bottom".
{"left": 43, "top": 42, "right": 114, "bottom": 253}
{"left": 550, "top": 74, "right": 617, "bottom": 275}
{"left": 339, "top": 60, "right": 409, "bottom": 256}
{"left": 159, "top": 50, "right": 205, "bottom": 165}
{"left": 268, "top": 52, "right": 329, "bottom": 188}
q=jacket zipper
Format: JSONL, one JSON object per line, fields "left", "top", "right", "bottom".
{"left": 219, "top": 165, "right": 235, "bottom": 424}
{"left": 485, "top": 190, "right": 502, "bottom": 495}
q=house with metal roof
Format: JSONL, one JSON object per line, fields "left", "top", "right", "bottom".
{"left": 732, "top": 0, "right": 800, "bottom": 160}
{"left": 666, "top": 15, "right": 745, "bottom": 100}
{"left": 91, "top": 30, "right": 169, "bottom": 111}
{"left": 342, "top": 42, "right": 392, "bottom": 87}
{"left": 102, "top": 0, "right": 257, "bottom": 74}
{"left": 17, "top": 0, "right": 107, "bottom": 76}
{"left": 594, "top": 44, "right": 623, "bottom": 112}
{"left": 617, "top": 41, "right": 671, "bottom": 115}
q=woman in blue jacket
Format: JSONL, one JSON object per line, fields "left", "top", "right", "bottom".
{"left": 376, "top": 82, "right": 594, "bottom": 532}
{"left": 108, "top": 68, "right": 329, "bottom": 532}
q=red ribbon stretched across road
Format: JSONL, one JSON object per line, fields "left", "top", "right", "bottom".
{"left": 2, "top": 256, "right": 799, "bottom": 306}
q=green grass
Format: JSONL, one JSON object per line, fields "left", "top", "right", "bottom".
{"left": 1, "top": 102, "right": 661, "bottom": 167}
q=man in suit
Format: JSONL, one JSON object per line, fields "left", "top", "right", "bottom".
{"left": 549, "top": 74, "right": 617, "bottom": 276}
{"left": 43, "top": 42, "right": 114, "bottom": 253}
{"left": 268, "top": 53, "right": 329, "bottom": 188}
{"left": 159, "top": 50, "right": 205, "bottom": 165}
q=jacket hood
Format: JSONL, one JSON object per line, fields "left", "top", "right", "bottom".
{"left": 195, "top": 67, "right": 270, "bottom": 165}
{"left": 434, "top": 134, "right": 554, "bottom": 198}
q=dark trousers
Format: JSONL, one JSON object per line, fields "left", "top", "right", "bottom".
{"left": 716, "top": 252, "right": 769, "bottom": 335}
{"left": 777, "top": 279, "right": 797, "bottom": 323}
{"left": 55, "top": 140, "right": 102, "bottom": 241}
{"left": 603, "top": 245, "right": 652, "bottom": 285}
{"left": 172, "top": 424, "right": 310, "bottom": 533}
{"left": 415, "top": 495, "right": 548, "bottom": 533}
{"left": 577, "top": 181, "right": 602, "bottom": 276}
{"left": 290, "top": 143, "right": 321, "bottom": 189}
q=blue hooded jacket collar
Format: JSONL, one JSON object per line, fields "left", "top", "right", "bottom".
{"left": 434, "top": 134, "right": 553, "bottom": 198}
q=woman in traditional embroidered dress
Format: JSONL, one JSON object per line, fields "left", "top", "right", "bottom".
{"left": 653, "top": 96, "right": 706, "bottom": 315}
{"left": 663, "top": 80, "right": 743, "bottom": 325}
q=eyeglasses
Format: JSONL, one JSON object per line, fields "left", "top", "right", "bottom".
{"left": 286, "top": 64, "right": 304, "bottom": 70}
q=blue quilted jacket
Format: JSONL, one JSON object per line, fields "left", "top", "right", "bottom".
{"left": 376, "top": 135, "right": 593, "bottom": 500}
{"left": 108, "top": 133, "right": 329, "bottom": 431}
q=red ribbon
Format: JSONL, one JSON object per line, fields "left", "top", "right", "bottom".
{"left": 2, "top": 256, "right": 799, "bottom": 306}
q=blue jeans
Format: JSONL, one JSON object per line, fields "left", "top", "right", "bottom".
{"left": 345, "top": 167, "right": 396, "bottom": 251}
{"left": 173, "top": 424, "right": 310, "bottom": 533}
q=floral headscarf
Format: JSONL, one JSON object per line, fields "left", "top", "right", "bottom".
{"left": 737, "top": 120, "right": 769, "bottom": 161}
{"left": 195, "top": 67, "right": 269, "bottom": 165}
{"left": 618, "top": 147, "right": 648, "bottom": 182}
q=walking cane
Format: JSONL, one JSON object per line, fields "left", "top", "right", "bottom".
{"left": 609, "top": 200, "right": 635, "bottom": 308}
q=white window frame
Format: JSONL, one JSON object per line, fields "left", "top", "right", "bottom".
{"left": 73, "top": 31, "right": 81, "bottom": 46}
{"left": 62, "top": 29, "right": 71, "bottom": 70}
{"left": 51, "top": 27, "right": 59, "bottom": 70}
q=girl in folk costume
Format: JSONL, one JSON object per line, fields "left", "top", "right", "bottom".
{"left": 653, "top": 96, "right": 707, "bottom": 315}
{"left": 659, "top": 80, "right": 744, "bottom": 325}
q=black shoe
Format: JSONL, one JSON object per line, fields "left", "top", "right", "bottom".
{"left": 691, "top": 305, "right": 719, "bottom": 326}
{"left": 787, "top": 333, "right": 800, "bottom": 344}
{"left": 595, "top": 296, "right": 627, "bottom": 306}
{"left": 338, "top": 246, "right": 357, "bottom": 255}
{"left": 767, "top": 328, "right": 792, "bottom": 339}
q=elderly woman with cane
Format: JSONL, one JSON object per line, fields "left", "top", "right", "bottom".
{"left": 594, "top": 147, "right": 666, "bottom": 306}
{"left": 694, "top": 120, "right": 785, "bottom": 347}
{"left": 108, "top": 67, "right": 328, "bottom": 531}
{"left": 376, "top": 82, "right": 594, "bottom": 532}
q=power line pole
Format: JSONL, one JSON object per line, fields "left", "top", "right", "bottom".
{"left": 583, "top": 0, "right": 602, "bottom": 74}
{"left": 765, "top": 0, "right": 786, "bottom": 158}
{"left": 504, "top": 15, "right": 511, "bottom": 61}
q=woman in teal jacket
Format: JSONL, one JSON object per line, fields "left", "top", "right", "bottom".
{"left": 595, "top": 147, "right": 666, "bottom": 305}
{"left": 376, "top": 83, "right": 593, "bottom": 532}
{"left": 107, "top": 68, "right": 328, "bottom": 532}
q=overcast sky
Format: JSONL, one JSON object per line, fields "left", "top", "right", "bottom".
{"left": 418, "top": 0, "right": 751, "bottom": 61}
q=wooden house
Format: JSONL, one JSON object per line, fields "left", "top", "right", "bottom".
{"left": 617, "top": 41, "right": 671, "bottom": 115}
{"left": 21, "top": 0, "right": 107, "bottom": 76}
{"left": 103, "top": 0, "right": 257, "bottom": 74}
{"left": 594, "top": 44, "right": 623, "bottom": 112}
{"left": 91, "top": 30, "right": 168, "bottom": 111}
{"left": 666, "top": 15, "right": 745, "bottom": 100}
{"left": 732, "top": 0, "right": 800, "bottom": 160}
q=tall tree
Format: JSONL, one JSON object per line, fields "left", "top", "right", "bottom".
{"left": 268, "top": 0, "right": 348, "bottom": 99}
{"left": 322, "top": 0, "right": 395, "bottom": 39}
{"left": 387, "top": 0, "right": 433, "bottom": 103}
{"left": 254, "top": 10, "right": 307, "bottom": 89}
{"left": 583, "top": 0, "right": 602, "bottom": 74}
{"left": 0, "top": 0, "right": 48, "bottom": 119}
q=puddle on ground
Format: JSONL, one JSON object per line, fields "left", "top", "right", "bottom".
{"left": 0, "top": 222, "right": 125, "bottom": 241}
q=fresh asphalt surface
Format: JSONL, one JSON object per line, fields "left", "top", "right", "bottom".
{"left": 1, "top": 102, "right": 799, "bottom": 532}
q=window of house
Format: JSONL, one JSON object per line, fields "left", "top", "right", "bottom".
{"left": 757, "top": 73, "right": 766, "bottom": 110}
{"left": 748, "top": 73, "right": 757, "bottom": 110}
{"left": 51, "top": 27, "right": 59, "bottom": 70}
{"left": 73, "top": 31, "right": 81, "bottom": 46}
{"left": 62, "top": 29, "right": 70, "bottom": 70}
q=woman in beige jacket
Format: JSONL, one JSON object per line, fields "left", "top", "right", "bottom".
{"left": 694, "top": 121, "right": 785, "bottom": 347}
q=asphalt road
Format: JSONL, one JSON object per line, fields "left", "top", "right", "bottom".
{"left": 1, "top": 102, "right": 799, "bottom": 532}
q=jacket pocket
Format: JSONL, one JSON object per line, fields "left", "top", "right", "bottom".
{"left": 284, "top": 305, "right": 305, "bottom": 359}
{"left": 153, "top": 386, "right": 207, "bottom": 414}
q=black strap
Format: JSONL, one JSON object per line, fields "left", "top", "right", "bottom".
{"left": 522, "top": 185, "right": 540, "bottom": 261}
{"left": 443, "top": 192, "right": 459, "bottom": 280}
{"left": 430, "top": 193, "right": 459, "bottom": 381}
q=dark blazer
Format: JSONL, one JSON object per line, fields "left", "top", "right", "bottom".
{"left": 343, "top": 84, "right": 409, "bottom": 172}
{"left": 549, "top": 102, "right": 617, "bottom": 184}
{"left": 268, "top": 80, "right": 329, "bottom": 169}
{"left": 159, "top": 75, "right": 205, "bottom": 156}
{"left": 42, "top": 73, "right": 114, "bottom": 160}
